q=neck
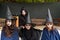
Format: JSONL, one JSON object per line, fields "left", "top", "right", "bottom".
{"left": 48, "top": 29, "right": 51, "bottom": 31}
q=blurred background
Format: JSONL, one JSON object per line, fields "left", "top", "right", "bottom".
{"left": 0, "top": 0, "right": 60, "bottom": 30}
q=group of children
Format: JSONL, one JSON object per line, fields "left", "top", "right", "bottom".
{"left": 0, "top": 6, "right": 60, "bottom": 40}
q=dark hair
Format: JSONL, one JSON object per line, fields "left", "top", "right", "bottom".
{"left": 2, "top": 19, "right": 15, "bottom": 37}
{"left": 20, "top": 7, "right": 28, "bottom": 16}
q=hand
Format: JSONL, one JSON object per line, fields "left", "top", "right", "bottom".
{"left": 20, "top": 26, "right": 25, "bottom": 29}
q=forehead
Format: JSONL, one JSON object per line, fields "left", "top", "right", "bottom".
{"left": 46, "top": 22, "right": 53, "bottom": 24}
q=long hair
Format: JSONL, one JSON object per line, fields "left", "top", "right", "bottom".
{"left": 20, "top": 7, "right": 28, "bottom": 17}
{"left": 19, "top": 7, "right": 28, "bottom": 26}
{"left": 2, "top": 19, "right": 15, "bottom": 37}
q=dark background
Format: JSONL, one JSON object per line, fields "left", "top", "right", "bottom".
{"left": 0, "top": 2, "right": 60, "bottom": 19}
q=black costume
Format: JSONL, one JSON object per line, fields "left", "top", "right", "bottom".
{"left": 21, "top": 27, "right": 42, "bottom": 40}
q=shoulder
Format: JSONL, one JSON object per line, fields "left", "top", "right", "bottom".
{"left": 19, "top": 15, "right": 23, "bottom": 18}
{"left": 53, "top": 29, "right": 60, "bottom": 36}
{"left": 53, "top": 28, "right": 58, "bottom": 33}
{"left": 43, "top": 27, "right": 47, "bottom": 32}
{"left": 57, "top": 29, "right": 60, "bottom": 35}
{"left": 32, "top": 28, "right": 42, "bottom": 35}
{"left": 34, "top": 28, "right": 42, "bottom": 33}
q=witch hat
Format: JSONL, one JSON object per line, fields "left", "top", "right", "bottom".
{"left": 26, "top": 13, "right": 36, "bottom": 27}
{"left": 26, "top": 13, "right": 31, "bottom": 24}
{"left": 46, "top": 8, "right": 53, "bottom": 23}
{"left": 6, "top": 6, "right": 13, "bottom": 20}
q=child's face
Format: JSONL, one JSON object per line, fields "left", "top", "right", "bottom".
{"left": 22, "top": 10, "right": 26, "bottom": 16}
{"left": 25, "top": 24, "right": 31, "bottom": 30}
{"left": 6, "top": 20, "right": 12, "bottom": 26}
{"left": 46, "top": 22, "right": 53, "bottom": 29}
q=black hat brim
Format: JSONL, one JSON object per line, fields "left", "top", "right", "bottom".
{"left": 25, "top": 23, "right": 36, "bottom": 27}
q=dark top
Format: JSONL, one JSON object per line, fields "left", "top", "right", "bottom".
{"left": 19, "top": 27, "right": 42, "bottom": 40}
{"left": 19, "top": 14, "right": 27, "bottom": 26}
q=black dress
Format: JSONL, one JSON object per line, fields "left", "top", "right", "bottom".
{"left": 19, "top": 14, "right": 27, "bottom": 26}
{"left": 19, "top": 14, "right": 28, "bottom": 37}
{"left": 20, "top": 27, "right": 42, "bottom": 40}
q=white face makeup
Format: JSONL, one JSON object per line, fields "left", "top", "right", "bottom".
{"left": 22, "top": 10, "right": 26, "bottom": 16}
{"left": 6, "top": 20, "right": 12, "bottom": 26}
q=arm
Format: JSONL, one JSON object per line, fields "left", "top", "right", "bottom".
{"left": 13, "top": 30, "right": 19, "bottom": 40}
{"left": 41, "top": 30, "right": 47, "bottom": 40}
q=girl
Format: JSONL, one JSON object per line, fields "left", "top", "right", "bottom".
{"left": 41, "top": 8, "right": 60, "bottom": 40}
